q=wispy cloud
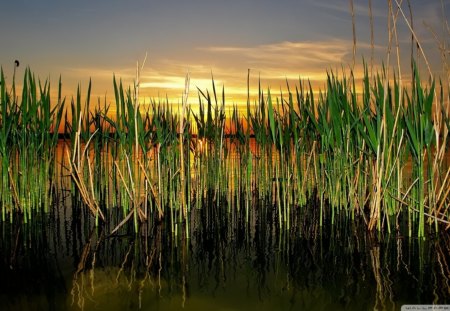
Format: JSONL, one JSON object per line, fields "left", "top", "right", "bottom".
{"left": 136, "top": 40, "right": 365, "bottom": 103}
{"left": 60, "top": 39, "right": 379, "bottom": 104}
{"left": 200, "top": 40, "right": 351, "bottom": 69}
{"left": 203, "top": 40, "right": 385, "bottom": 67}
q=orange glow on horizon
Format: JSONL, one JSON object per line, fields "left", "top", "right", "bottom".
{"left": 4, "top": 54, "right": 443, "bottom": 135}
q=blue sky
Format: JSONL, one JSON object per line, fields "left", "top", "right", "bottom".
{"left": 0, "top": 0, "right": 448, "bottom": 103}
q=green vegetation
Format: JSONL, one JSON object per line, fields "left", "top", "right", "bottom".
{"left": 0, "top": 63, "right": 449, "bottom": 238}
{"left": 0, "top": 67, "right": 64, "bottom": 223}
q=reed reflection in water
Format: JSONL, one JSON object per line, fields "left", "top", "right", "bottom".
{"left": 1, "top": 196, "right": 450, "bottom": 310}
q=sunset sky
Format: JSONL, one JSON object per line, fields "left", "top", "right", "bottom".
{"left": 0, "top": 0, "right": 448, "bottom": 106}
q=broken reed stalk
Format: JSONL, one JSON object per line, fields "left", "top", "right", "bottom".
{"left": 66, "top": 150, "right": 105, "bottom": 222}
{"left": 406, "top": 0, "right": 415, "bottom": 72}
{"left": 67, "top": 124, "right": 105, "bottom": 222}
{"left": 110, "top": 156, "right": 150, "bottom": 235}
{"left": 368, "top": 0, "right": 374, "bottom": 76}
{"left": 110, "top": 162, "right": 136, "bottom": 235}
{"left": 134, "top": 53, "right": 147, "bottom": 162}
{"left": 8, "top": 167, "right": 21, "bottom": 212}
{"left": 435, "top": 165, "right": 450, "bottom": 218}
{"left": 179, "top": 71, "right": 190, "bottom": 219}
{"left": 391, "top": 0, "right": 403, "bottom": 94}
{"left": 349, "top": 0, "right": 356, "bottom": 70}
{"left": 138, "top": 160, "right": 163, "bottom": 219}
{"left": 393, "top": 0, "right": 433, "bottom": 79}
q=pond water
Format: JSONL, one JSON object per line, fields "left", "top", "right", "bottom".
{"left": 1, "top": 198, "right": 450, "bottom": 311}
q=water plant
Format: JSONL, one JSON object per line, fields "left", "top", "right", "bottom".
{"left": 0, "top": 57, "right": 448, "bottom": 239}
{"left": 0, "top": 67, "right": 64, "bottom": 223}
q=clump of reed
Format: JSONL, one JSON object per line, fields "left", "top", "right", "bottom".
{"left": 0, "top": 67, "right": 64, "bottom": 223}
{"left": 1, "top": 2, "right": 448, "bottom": 243}
{"left": 0, "top": 61, "right": 449, "bottom": 239}
{"left": 83, "top": 64, "right": 450, "bottom": 238}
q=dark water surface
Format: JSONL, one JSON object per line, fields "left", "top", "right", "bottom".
{"left": 1, "top": 197, "right": 450, "bottom": 311}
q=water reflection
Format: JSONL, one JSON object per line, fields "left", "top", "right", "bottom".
{"left": 1, "top": 200, "right": 450, "bottom": 310}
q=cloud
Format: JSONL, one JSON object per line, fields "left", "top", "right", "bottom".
{"left": 63, "top": 39, "right": 357, "bottom": 94}
{"left": 58, "top": 39, "right": 383, "bottom": 105}
{"left": 200, "top": 40, "right": 351, "bottom": 69}
{"left": 133, "top": 39, "right": 367, "bottom": 104}
{"left": 200, "top": 40, "right": 349, "bottom": 64}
